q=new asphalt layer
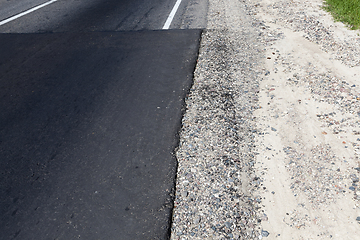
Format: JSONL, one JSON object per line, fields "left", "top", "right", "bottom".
{"left": 0, "top": 30, "right": 201, "bottom": 239}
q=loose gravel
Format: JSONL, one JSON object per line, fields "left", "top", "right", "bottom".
{"left": 171, "top": 0, "right": 264, "bottom": 239}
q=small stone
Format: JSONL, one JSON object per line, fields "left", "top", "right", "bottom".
{"left": 261, "top": 230, "right": 270, "bottom": 237}
{"left": 271, "top": 127, "right": 277, "bottom": 132}
{"left": 225, "top": 221, "right": 231, "bottom": 228}
{"left": 181, "top": 191, "right": 188, "bottom": 197}
{"left": 193, "top": 216, "right": 201, "bottom": 224}
{"left": 356, "top": 216, "right": 360, "bottom": 221}
{"left": 349, "top": 186, "right": 355, "bottom": 191}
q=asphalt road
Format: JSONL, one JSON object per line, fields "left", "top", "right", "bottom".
{"left": 0, "top": 0, "right": 208, "bottom": 32}
{"left": 0, "top": 0, "right": 206, "bottom": 239}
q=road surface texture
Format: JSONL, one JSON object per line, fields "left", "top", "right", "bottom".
{"left": 0, "top": 0, "right": 208, "bottom": 32}
{"left": 2, "top": 0, "right": 360, "bottom": 239}
{"left": 171, "top": 0, "right": 360, "bottom": 239}
{"left": 0, "top": 0, "right": 205, "bottom": 239}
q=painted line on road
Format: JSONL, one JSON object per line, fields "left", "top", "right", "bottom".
{"left": 162, "top": 0, "right": 182, "bottom": 30}
{"left": 0, "top": 0, "right": 58, "bottom": 26}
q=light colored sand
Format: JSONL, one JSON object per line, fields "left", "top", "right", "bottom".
{"left": 252, "top": 0, "right": 360, "bottom": 239}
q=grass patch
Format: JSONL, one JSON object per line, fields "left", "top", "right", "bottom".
{"left": 323, "top": 0, "right": 360, "bottom": 30}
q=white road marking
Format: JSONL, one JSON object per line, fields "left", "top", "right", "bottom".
{"left": 0, "top": 0, "right": 58, "bottom": 26}
{"left": 162, "top": 0, "right": 182, "bottom": 30}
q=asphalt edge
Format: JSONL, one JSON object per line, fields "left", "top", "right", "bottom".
{"left": 167, "top": 28, "right": 204, "bottom": 240}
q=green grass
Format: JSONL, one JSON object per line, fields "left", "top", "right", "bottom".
{"left": 323, "top": 0, "right": 360, "bottom": 30}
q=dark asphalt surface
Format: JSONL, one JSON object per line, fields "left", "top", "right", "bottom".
{"left": 0, "top": 0, "right": 204, "bottom": 239}
{"left": 0, "top": 0, "right": 208, "bottom": 32}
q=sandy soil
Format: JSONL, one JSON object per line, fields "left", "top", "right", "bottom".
{"left": 252, "top": 0, "right": 360, "bottom": 239}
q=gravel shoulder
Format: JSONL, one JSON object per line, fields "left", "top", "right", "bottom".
{"left": 171, "top": 0, "right": 360, "bottom": 239}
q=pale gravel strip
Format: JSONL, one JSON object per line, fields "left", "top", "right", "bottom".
{"left": 171, "top": 0, "right": 266, "bottom": 239}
